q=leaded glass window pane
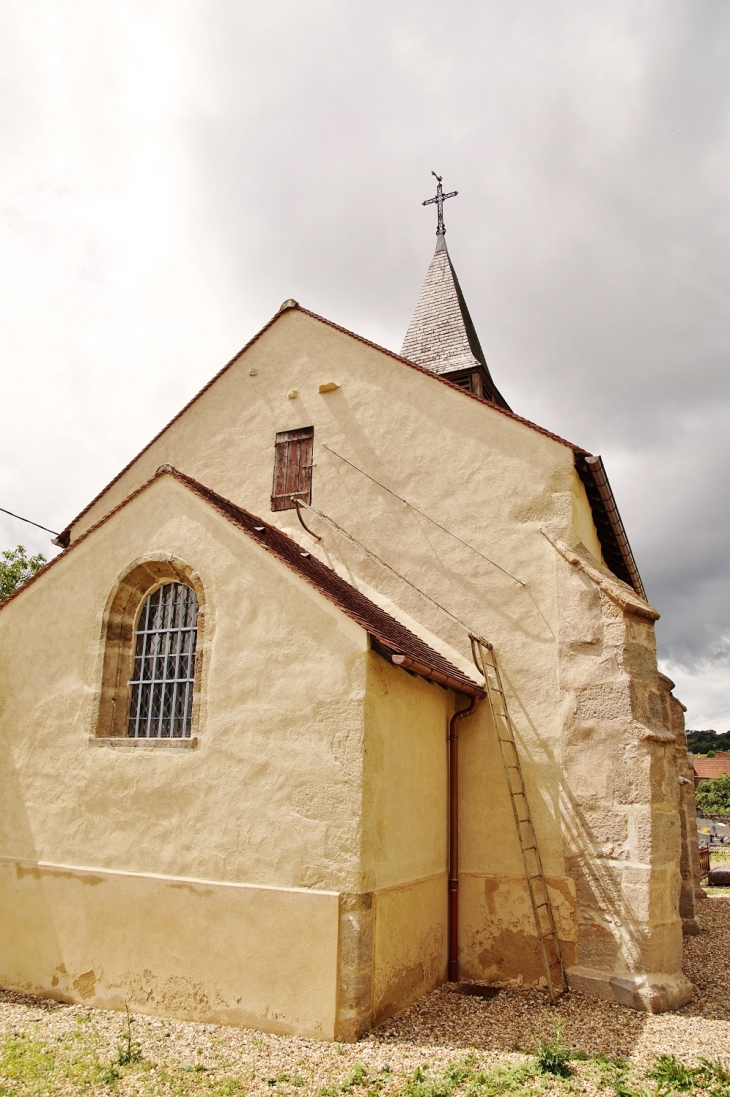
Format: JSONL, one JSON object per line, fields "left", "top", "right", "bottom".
{"left": 127, "top": 582, "right": 198, "bottom": 738}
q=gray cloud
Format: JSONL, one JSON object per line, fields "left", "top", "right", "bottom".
{"left": 1, "top": 0, "right": 729, "bottom": 725}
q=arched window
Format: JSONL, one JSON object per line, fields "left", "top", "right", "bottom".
{"left": 127, "top": 582, "right": 199, "bottom": 739}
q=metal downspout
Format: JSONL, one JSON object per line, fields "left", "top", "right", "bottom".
{"left": 448, "top": 693, "right": 481, "bottom": 982}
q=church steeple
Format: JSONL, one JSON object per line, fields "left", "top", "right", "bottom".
{"left": 401, "top": 176, "right": 510, "bottom": 410}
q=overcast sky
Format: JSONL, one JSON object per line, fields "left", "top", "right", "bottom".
{"left": 1, "top": 1, "right": 728, "bottom": 728}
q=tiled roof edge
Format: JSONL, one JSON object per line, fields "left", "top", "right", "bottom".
{"left": 168, "top": 468, "right": 483, "bottom": 696}
{"left": 4, "top": 465, "right": 482, "bottom": 696}
{"left": 296, "top": 306, "right": 590, "bottom": 455}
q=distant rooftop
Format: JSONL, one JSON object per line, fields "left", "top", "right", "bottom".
{"left": 693, "top": 752, "right": 730, "bottom": 781}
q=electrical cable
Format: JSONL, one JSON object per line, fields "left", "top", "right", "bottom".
{"left": 296, "top": 498, "right": 489, "bottom": 665}
{"left": 321, "top": 442, "right": 525, "bottom": 586}
{"left": 0, "top": 506, "right": 59, "bottom": 537}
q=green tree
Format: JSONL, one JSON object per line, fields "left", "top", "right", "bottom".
{"left": 686, "top": 730, "right": 730, "bottom": 754}
{"left": 0, "top": 545, "right": 46, "bottom": 603}
{"left": 695, "top": 773, "right": 730, "bottom": 815}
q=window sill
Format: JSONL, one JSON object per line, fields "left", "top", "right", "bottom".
{"left": 90, "top": 737, "right": 198, "bottom": 749}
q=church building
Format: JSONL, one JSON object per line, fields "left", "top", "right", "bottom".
{"left": 0, "top": 180, "right": 702, "bottom": 1038}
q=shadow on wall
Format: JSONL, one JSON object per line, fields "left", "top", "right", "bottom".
{"left": 494, "top": 654, "right": 677, "bottom": 1000}
{"left": 373, "top": 896, "right": 729, "bottom": 1055}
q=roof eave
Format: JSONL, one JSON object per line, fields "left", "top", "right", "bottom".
{"left": 574, "top": 453, "right": 647, "bottom": 600}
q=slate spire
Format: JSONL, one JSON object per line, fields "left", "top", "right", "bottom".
{"left": 401, "top": 178, "right": 510, "bottom": 409}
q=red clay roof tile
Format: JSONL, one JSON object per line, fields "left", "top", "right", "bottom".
{"left": 693, "top": 752, "right": 730, "bottom": 779}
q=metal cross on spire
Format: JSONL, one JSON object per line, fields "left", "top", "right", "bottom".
{"left": 422, "top": 171, "right": 458, "bottom": 235}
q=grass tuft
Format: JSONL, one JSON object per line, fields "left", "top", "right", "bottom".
{"left": 534, "top": 1019, "right": 573, "bottom": 1078}
{"left": 115, "top": 1006, "right": 142, "bottom": 1067}
{"left": 648, "top": 1054, "right": 700, "bottom": 1092}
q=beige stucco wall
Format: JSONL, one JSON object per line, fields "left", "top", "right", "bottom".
{"left": 0, "top": 475, "right": 374, "bottom": 1034}
{"left": 362, "top": 657, "right": 450, "bottom": 1027}
{"left": 66, "top": 308, "right": 583, "bottom": 938}
{"left": 0, "top": 859, "right": 339, "bottom": 1038}
{"left": 1, "top": 476, "right": 371, "bottom": 891}
{"left": 459, "top": 873, "right": 576, "bottom": 986}
{"left": 571, "top": 469, "right": 603, "bottom": 563}
{"left": 2, "top": 306, "right": 692, "bottom": 1020}
{"left": 0, "top": 470, "right": 476, "bottom": 1035}
{"left": 372, "top": 874, "right": 447, "bottom": 1023}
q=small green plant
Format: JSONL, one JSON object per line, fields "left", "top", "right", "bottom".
{"left": 648, "top": 1054, "right": 697, "bottom": 1092}
{"left": 698, "top": 1056, "right": 730, "bottom": 1084}
{"left": 534, "top": 1019, "right": 573, "bottom": 1078}
{"left": 100, "top": 1062, "right": 121, "bottom": 1085}
{"left": 390, "top": 1057, "right": 533, "bottom": 1097}
{"left": 116, "top": 1005, "right": 142, "bottom": 1066}
{"left": 211, "top": 1081, "right": 246, "bottom": 1097}
{"left": 340, "top": 1063, "right": 370, "bottom": 1090}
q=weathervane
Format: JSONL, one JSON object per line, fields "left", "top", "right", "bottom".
{"left": 422, "top": 171, "right": 458, "bottom": 235}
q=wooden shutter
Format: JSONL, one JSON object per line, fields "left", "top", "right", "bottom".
{"left": 271, "top": 427, "right": 314, "bottom": 511}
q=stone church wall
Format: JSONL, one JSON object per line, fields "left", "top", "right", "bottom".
{"left": 0, "top": 476, "right": 371, "bottom": 1037}
{"left": 550, "top": 537, "right": 693, "bottom": 1011}
{"left": 1, "top": 308, "right": 696, "bottom": 1029}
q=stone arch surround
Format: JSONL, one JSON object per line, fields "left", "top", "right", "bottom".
{"left": 94, "top": 555, "right": 207, "bottom": 740}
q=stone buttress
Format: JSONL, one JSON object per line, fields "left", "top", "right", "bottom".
{"left": 549, "top": 535, "right": 694, "bottom": 1012}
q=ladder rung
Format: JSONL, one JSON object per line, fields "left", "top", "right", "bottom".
{"left": 488, "top": 644, "right": 565, "bottom": 998}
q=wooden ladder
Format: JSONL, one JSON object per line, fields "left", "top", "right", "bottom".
{"left": 471, "top": 636, "right": 566, "bottom": 1003}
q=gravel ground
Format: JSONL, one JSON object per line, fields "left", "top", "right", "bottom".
{"left": 0, "top": 896, "right": 728, "bottom": 1095}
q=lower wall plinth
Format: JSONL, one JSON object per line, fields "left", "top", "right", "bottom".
{"left": 459, "top": 873, "right": 576, "bottom": 986}
{"left": 568, "top": 967, "right": 693, "bottom": 1012}
{"left": 0, "top": 858, "right": 340, "bottom": 1038}
{"left": 371, "top": 874, "right": 447, "bottom": 1025}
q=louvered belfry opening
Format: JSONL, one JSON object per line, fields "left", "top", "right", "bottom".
{"left": 271, "top": 426, "right": 314, "bottom": 511}
{"left": 127, "top": 582, "right": 198, "bottom": 738}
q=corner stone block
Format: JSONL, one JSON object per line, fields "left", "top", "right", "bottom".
{"left": 623, "top": 616, "right": 658, "bottom": 655}
{"left": 561, "top": 732, "right": 624, "bottom": 804}
{"left": 631, "top": 809, "right": 680, "bottom": 866}
{"left": 559, "top": 581, "right": 603, "bottom": 646}
{"left": 574, "top": 681, "right": 633, "bottom": 725}
{"left": 575, "top": 921, "right": 621, "bottom": 971}
{"left": 336, "top": 893, "right": 373, "bottom": 1041}
{"left": 624, "top": 642, "right": 661, "bottom": 681}
{"left": 566, "top": 856, "right": 625, "bottom": 918}
{"left": 613, "top": 750, "right": 652, "bottom": 806}
{"left": 568, "top": 971, "right": 693, "bottom": 1013}
{"left": 578, "top": 805, "right": 629, "bottom": 858}
{"left": 649, "top": 748, "right": 680, "bottom": 805}
{"left": 622, "top": 920, "right": 686, "bottom": 981}
{"left": 621, "top": 864, "right": 681, "bottom": 924}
